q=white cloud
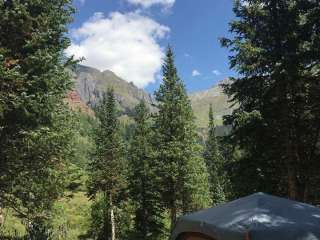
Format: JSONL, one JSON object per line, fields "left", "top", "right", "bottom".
{"left": 126, "top": 0, "right": 175, "bottom": 8}
{"left": 192, "top": 70, "right": 201, "bottom": 77}
{"left": 241, "top": 0, "right": 249, "bottom": 6}
{"left": 66, "top": 12, "right": 170, "bottom": 88}
{"left": 184, "top": 53, "right": 191, "bottom": 58}
{"left": 212, "top": 70, "right": 221, "bottom": 76}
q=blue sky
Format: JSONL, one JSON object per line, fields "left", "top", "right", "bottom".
{"left": 68, "top": 0, "right": 236, "bottom": 93}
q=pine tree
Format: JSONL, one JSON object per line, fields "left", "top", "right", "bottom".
{"left": 221, "top": 0, "right": 320, "bottom": 203}
{"left": 128, "top": 100, "right": 164, "bottom": 240}
{"left": 88, "top": 89, "right": 127, "bottom": 240}
{"left": 0, "top": 0, "right": 75, "bottom": 232}
{"left": 204, "top": 105, "right": 225, "bottom": 205}
{"left": 153, "top": 47, "right": 211, "bottom": 231}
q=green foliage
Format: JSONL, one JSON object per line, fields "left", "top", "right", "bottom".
{"left": 128, "top": 100, "right": 165, "bottom": 240}
{"left": 88, "top": 88, "right": 127, "bottom": 199}
{"left": 87, "top": 89, "right": 127, "bottom": 239}
{"left": 204, "top": 105, "right": 226, "bottom": 205}
{"left": 221, "top": 0, "right": 320, "bottom": 203}
{"left": 8, "top": 0, "right": 320, "bottom": 237}
{"left": 153, "top": 47, "right": 211, "bottom": 229}
{"left": 51, "top": 192, "right": 91, "bottom": 240}
{"left": 0, "top": 0, "right": 76, "bottom": 234}
{"left": 25, "top": 218, "right": 53, "bottom": 240}
{"left": 86, "top": 194, "right": 108, "bottom": 240}
{"left": 0, "top": 209, "right": 26, "bottom": 238}
{"left": 71, "top": 112, "right": 96, "bottom": 168}
{"left": 87, "top": 194, "right": 134, "bottom": 240}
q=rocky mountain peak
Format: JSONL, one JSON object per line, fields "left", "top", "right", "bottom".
{"left": 72, "top": 65, "right": 155, "bottom": 115}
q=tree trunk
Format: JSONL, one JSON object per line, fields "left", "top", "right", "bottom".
{"left": 110, "top": 194, "right": 116, "bottom": 240}
{"left": 303, "top": 183, "right": 309, "bottom": 203}
{"left": 286, "top": 127, "right": 299, "bottom": 200}
{"left": 0, "top": 206, "right": 4, "bottom": 227}
{"left": 170, "top": 204, "right": 177, "bottom": 233}
{"left": 287, "top": 165, "right": 297, "bottom": 200}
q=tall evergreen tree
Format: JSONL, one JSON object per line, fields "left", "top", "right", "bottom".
{"left": 0, "top": 0, "right": 75, "bottom": 232}
{"left": 221, "top": 0, "right": 320, "bottom": 203}
{"left": 88, "top": 89, "right": 127, "bottom": 240}
{"left": 204, "top": 105, "right": 225, "bottom": 204}
{"left": 153, "top": 47, "right": 211, "bottom": 230}
{"left": 128, "top": 100, "right": 164, "bottom": 240}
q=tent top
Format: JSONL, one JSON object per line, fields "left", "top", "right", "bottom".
{"left": 171, "top": 193, "right": 320, "bottom": 240}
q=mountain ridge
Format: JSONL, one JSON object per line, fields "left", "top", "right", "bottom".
{"left": 190, "top": 79, "right": 234, "bottom": 128}
{"left": 72, "top": 65, "right": 155, "bottom": 115}
{"left": 71, "top": 65, "right": 234, "bottom": 127}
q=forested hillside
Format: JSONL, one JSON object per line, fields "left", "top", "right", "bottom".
{"left": 1, "top": 0, "right": 320, "bottom": 240}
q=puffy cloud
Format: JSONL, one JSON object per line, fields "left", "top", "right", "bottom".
{"left": 212, "top": 70, "right": 221, "bottom": 76}
{"left": 66, "top": 12, "right": 170, "bottom": 88}
{"left": 192, "top": 70, "right": 201, "bottom": 77}
{"left": 126, "top": 0, "right": 175, "bottom": 8}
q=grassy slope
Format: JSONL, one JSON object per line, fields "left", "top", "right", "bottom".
{"left": 1, "top": 192, "right": 91, "bottom": 240}
{"left": 52, "top": 191, "right": 91, "bottom": 240}
{"left": 190, "top": 82, "right": 234, "bottom": 128}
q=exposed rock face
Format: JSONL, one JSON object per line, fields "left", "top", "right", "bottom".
{"left": 72, "top": 65, "right": 155, "bottom": 115}
{"left": 65, "top": 90, "right": 94, "bottom": 116}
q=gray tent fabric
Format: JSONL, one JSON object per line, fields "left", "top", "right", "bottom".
{"left": 171, "top": 193, "right": 320, "bottom": 240}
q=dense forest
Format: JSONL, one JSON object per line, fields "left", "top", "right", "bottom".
{"left": 0, "top": 0, "right": 320, "bottom": 239}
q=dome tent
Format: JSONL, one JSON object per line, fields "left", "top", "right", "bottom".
{"left": 171, "top": 193, "right": 320, "bottom": 240}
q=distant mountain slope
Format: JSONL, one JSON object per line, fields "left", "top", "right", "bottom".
{"left": 72, "top": 65, "right": 154, "bottom": 115}
{"left": 71, "top": 65, "right": 234, "bottom": 129}
{"left": 190, "top": 80, "right": 235, "bottom": 128}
